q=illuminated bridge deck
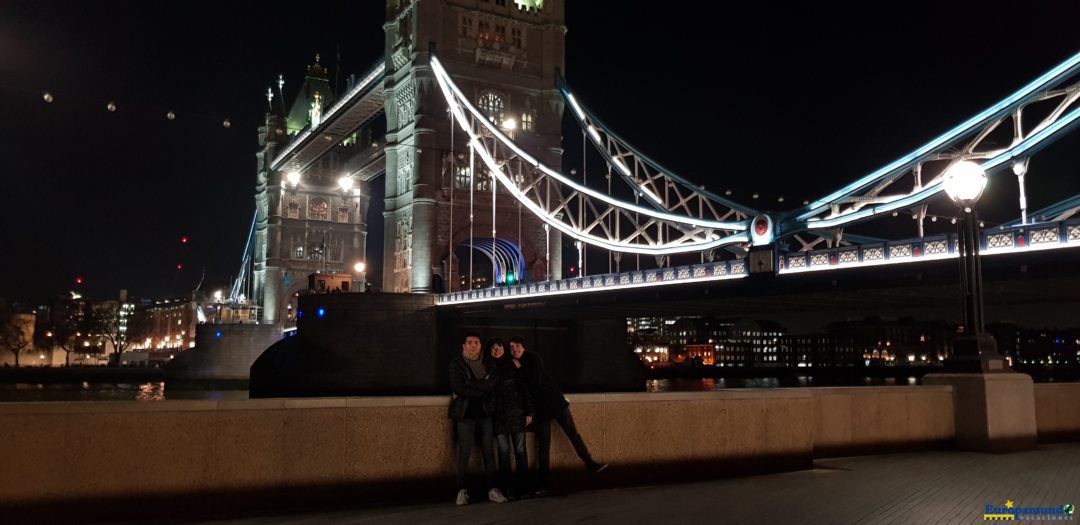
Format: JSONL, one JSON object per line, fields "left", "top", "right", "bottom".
{"left": 438, "top": 218, "right": 1080, "bottom": 306}
{"left": 200, "top": 442, "right": 1080, "bottom": 524}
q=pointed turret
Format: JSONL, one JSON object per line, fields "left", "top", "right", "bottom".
{"left": 285, "top": 54, "right": 337, "bottom": 135}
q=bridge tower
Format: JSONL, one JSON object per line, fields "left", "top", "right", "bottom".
{"left": 253, "top": 56, "right": 372, "bottom": 325}
{"left": 383, "top": 0, "right": 565, "bottom": 293}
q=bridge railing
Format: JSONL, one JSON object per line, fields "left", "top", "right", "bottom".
{"left": 780, "top": 218, "right": 1080, "bottom": 274}
{"left": 438, "top": 258, "right": 749, "bottom": 305}
{"left": 438, "top": 219, "right": 1080, "bottom": 304}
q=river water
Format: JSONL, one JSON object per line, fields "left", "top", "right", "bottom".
{"left": 0, "top": 375, "right": 925, "bottom": 402}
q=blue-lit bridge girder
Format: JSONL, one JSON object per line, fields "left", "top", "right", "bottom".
{"left": 461, "top": 238, "right": 526, "bottom": 285}
{"left": 556, "top": 76, "right": 757, "bottom": 222}
{"left": 782, "top": 51, "right": 1080, "bottom": 237}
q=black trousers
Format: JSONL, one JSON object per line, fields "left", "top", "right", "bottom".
{"left": 455, "top": 417, "right": 496, "bottom": 491}
{"left": 534, "top": 406, "right": 593, "bottom": 486}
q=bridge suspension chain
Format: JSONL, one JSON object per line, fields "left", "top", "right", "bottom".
{"left": 430, "top": 55, "right": 750, "bottom": 256}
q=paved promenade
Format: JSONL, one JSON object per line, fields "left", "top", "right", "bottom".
{"left": 198, "top": 443, "right": 1080, "bottom": 525}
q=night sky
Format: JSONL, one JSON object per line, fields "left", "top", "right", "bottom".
{"left": 2, "top": 1, "right": 1078, "bottom": 304}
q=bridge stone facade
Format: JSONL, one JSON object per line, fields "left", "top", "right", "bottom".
{"left": 253, "top": 59, "right": 373, "bottom": 326}
{"left": 382, "top": 0, "right": 566, "bottom": 293}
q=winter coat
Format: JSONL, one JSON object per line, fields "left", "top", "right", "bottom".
{"left": 516, "top": 351, "right": 569, "bottom": 420}
{"left": 448, "top": 354, "right": 496, "bottom": 421}
{"left": 487, "top": 357, "right": 535, "bottom": 435}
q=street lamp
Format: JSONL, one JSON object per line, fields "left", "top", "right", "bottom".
{"left": 942, "top": 160, "right": 1006, "bottom": 372}
{"left": 353, "top": 261, "right": 367, "bottom": 292}
{"left": 338, "top": 175, "right": 354, "bottom": 193}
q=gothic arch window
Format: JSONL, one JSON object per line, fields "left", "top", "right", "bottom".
{"left": 286, "top": 201, "right": 300, "bottom": 219}
{"left": 309, "top": 198, "right": 329, "bottom": 221}
{"left": 478, "top": 91, "right": 505, "bottom": 121}
{"left": 455, "top": 166, "right": 470, "bottom": 190}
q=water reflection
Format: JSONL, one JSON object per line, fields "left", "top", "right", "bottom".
{"left": 135, "top": 382, "right": 166, "bottom": 401}
{"left": 646, "top": 375, "right": 922, "bottom": 392}
{"left": 0, "top": 382, "right": 249, "bottom": 402}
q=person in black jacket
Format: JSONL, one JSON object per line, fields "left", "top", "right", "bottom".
{"left": 485, "top": 338, "right": 534, "bottom": 498}
{"left": 508, "top": 335, "right": 607, "bottom": 494}
{"left": 449, "top": 332, "right": 508, "bottom": 506}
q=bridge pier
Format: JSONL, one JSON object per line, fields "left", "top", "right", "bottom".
{"left": 249, "top": 292, "right": 643, "bottom": 397}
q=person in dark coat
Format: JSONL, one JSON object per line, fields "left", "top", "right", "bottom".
{"left": 508, "top": 335, "right": 607, "bottom": 494}
{"left": 485, "top": 338, "right": 534, "bottom": 498}
{"left": 448, "top": 332, "right": 508, "bottom": 506}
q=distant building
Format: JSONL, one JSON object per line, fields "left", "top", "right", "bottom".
{"left": 987, "top": 323, "right": 1080, "bottom": 367}
{"left": 129, "top": 298, "right": 197, "bottom": 353}
{"left": 644, "top": 316, "right": 787, "bottom": 367}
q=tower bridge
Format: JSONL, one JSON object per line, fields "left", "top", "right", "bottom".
{"left": 218, "top": 0, "right": 1080, "bottom": 395}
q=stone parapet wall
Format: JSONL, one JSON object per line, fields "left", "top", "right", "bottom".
{"left": 810, "top": 386, "right": 955, "bottom": 457}
{"left": 3, "top": 384, "right": 1079, "bottom": 522}
{"left": 1033, "top": 382, "right": 1080, "bottom": 442}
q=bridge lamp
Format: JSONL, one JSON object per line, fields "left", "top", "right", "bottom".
{"left": 338, "top": 175, "right": 354, "bottom": 193}
{"left": 942, "top": 160, "right": 987, "bottom": 208}
{"left": 941, "top": 160, "right": 1006, "bottom": 372}
{"left": 286, "top": 171, "right": 302, "bottom": 188}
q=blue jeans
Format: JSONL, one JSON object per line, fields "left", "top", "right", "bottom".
{"left": 495, "top": 432, "right": 528, "bottom": 490}
{"left": 455, "top": 418, "right": 496, "bottom": 491}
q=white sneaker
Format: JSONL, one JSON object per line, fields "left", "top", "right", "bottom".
{"left": 456, "top": 489, "right": 469, "bottom": 506}
{"left": 488, "top": 488, "right": 508, "bottom": 503}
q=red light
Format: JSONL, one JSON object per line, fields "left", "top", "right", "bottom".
{"left": 75, "top": 277, "right": 84, "bottom": 285}
{"left": 180, "top": 236, "right": 189, "bottom": 244}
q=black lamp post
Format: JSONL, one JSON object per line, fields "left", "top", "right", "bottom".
{"left": 942, "top": 160, "right": 1008, "bottom": 373}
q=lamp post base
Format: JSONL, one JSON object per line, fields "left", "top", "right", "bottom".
{"left": 945, "top": 333, "right": 1008, "bottom": 373}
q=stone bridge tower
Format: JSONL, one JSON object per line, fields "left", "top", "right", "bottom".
{"left": 383, "top": 0, "right": 565, "bottom": 293}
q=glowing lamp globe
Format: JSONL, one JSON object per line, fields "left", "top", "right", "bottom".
{"left": 942, "top": 160, "right": 987, "bottom": 206}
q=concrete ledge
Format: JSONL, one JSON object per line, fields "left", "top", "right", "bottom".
{"left": 809, "top": 386, "right": 955, "bottom": 457}
{"left": 1034, "top": 382, "right": 1080, "bottom": 442}
{"left": 924, "top": 372, "right": 1038, "bottom": 452}
{"left": 2, "top": 383, "right": 1075, "bottom": 523}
